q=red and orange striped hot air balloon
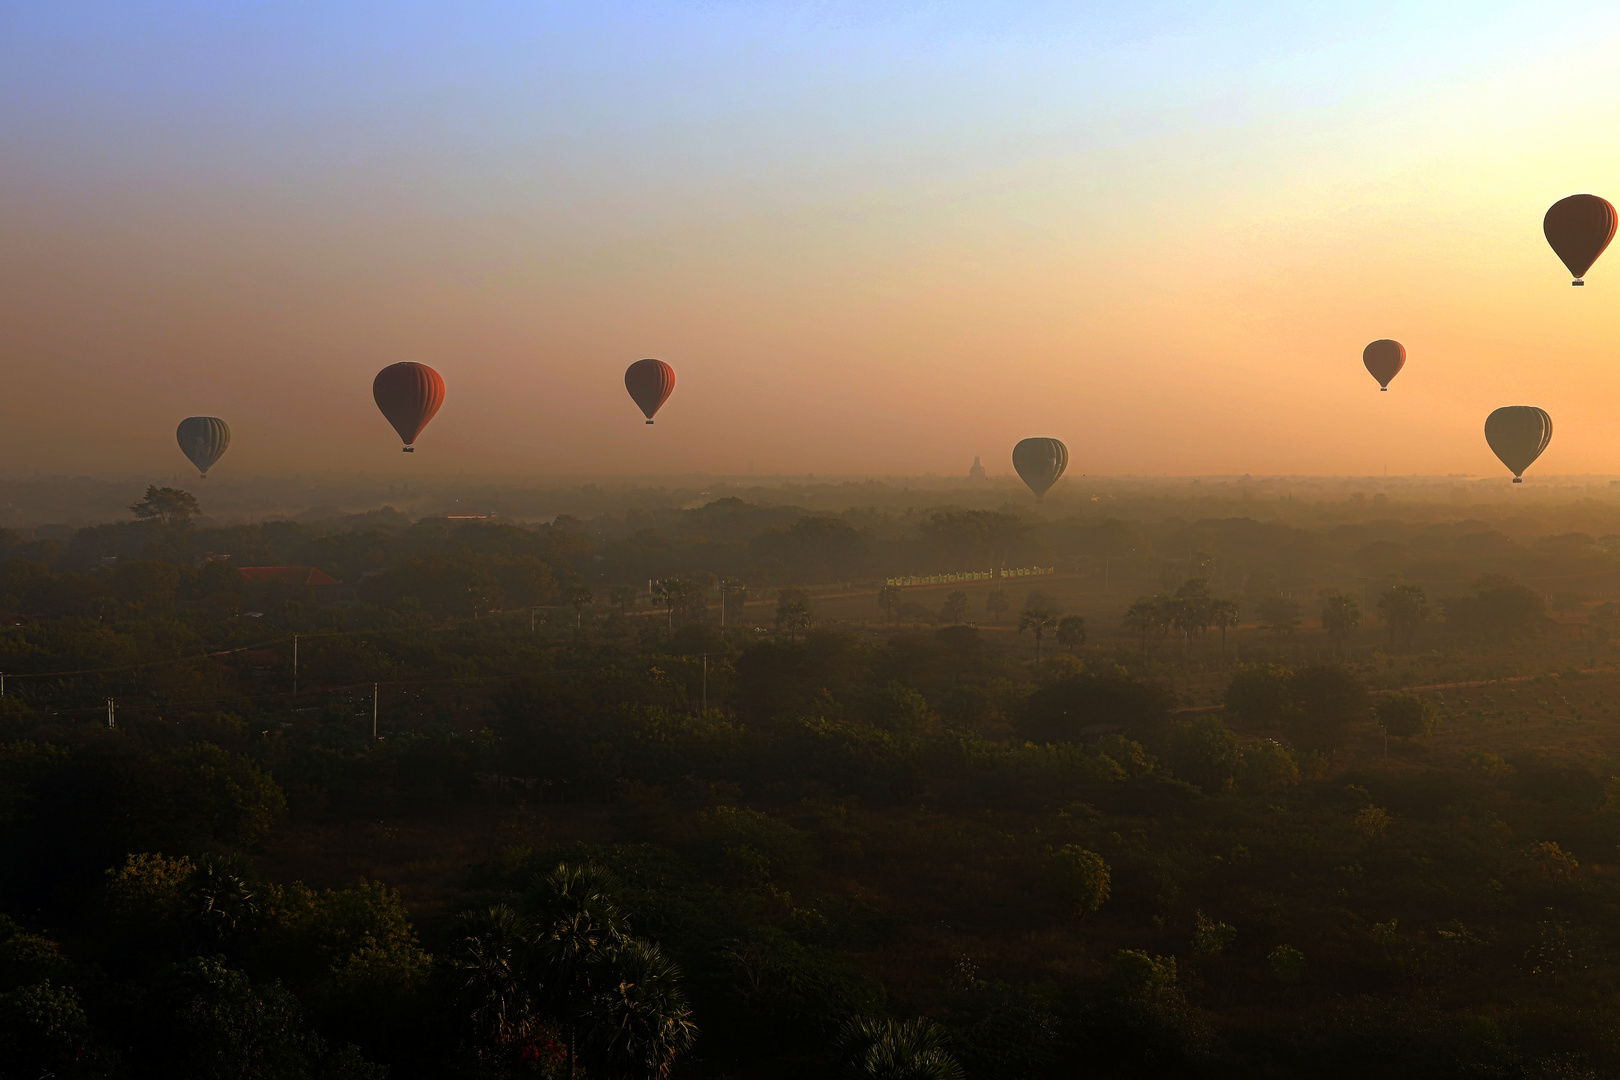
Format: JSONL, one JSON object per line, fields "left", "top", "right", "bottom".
{"left": 373, "top": 362, "right": 445, "bottom": 452}
{"left": 624, "top": 359, "right": 675, "bottom": 424}
{"left": 1362, "top": 339, "right": 1405, "bottom": 391}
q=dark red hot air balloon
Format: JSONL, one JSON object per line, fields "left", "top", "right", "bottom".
{"left": 373, "top": 362, "right": 445, "bottom": 452}
{"left": 1544, "top": 194, "right": 1617, "bottom": 285}
{"left": 625, "top": 359, "right": 675, "bottom": 424}
{"left": 1363, "top": 339, "right": 1405, "bottom": 391}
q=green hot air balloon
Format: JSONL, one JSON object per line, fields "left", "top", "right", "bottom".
{"left": 177, "top": 416, "right": 231, "bottom": 479}
{"left": 1484, "top": 406, "right": 1551, "bottom": 483}
{"left": 1012, "top": 437, "right": 1069, "bottom": 499}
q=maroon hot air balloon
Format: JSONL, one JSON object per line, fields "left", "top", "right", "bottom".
{"left": 624, "top": 359, "right": 675, "bottom": 424}
{"left": 1363, "top": 339, "right": 1405, "bottom": 391}
{"left": 372, "top": 362, "right": 445, "bottom": 452}
{"left": 1544, "top": 194, "right": 1617, "bottom": 285}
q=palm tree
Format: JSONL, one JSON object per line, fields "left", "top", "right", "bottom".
{"left": 1377, "top": 584, "right": 1429, "bottom": 650}
{"left": 1122, "top": 597, "right": 1169, "bottom": 657}
{"left": 565, "top": 585, "right": 594, "bottom": 629}
{"left": 1209, "top": 598, "right": 1240, "bottom": 657}
{"left": 985, "top": 588, "right": 1009, "bottom": 625}
{"left": 184, "top": 853, "right": 260, "bottom": 947}
{"left": 1018, "top": 606, "right": 1059, "bottom": 660}
{"left": 837, "top": 1016, "right": 966, "bottom": 1080}
{"left": 1056, "top": 615, "right": 1086, "bottom": 653}
{"left": 446, "top": 904, "right": 538, "bottom": 1049}
{"left": 526, "top": 864, "right": 630, "bottom": 1079}
{"left": 580, "top": 938, "right": 699, "bottom": 1080}
{"left": 651, "top": 579, "right": 696, "bottom": 629}
{"left": 941, "top": 590, "right": 969, "bottom": 625}
{"left": 609, "top": 584, "right": 637, "bottom": 615}
{"left": 1320, "top": 592, "right": 1363, "bottom": 657}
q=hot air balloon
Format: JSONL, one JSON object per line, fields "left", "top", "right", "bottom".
{"left": 1484, "top": 406, "right": 1552, "bottom": 483}
{"left": 1012, "top": 438, "right": 1068, "bottom": 499}
{"left": 373, "top": 362, "right": 445, "bottom": 452}
{"left": 1544, "top": 194, "right": 1617, "bottom": 285}
{"left": 176, "top": 416, "right": 230, "bottom": 478}
{"left": 624, "top": 359, "right": 675, "bottom": 424}
{"left": 1363, "top": 339, "right": 1405, "bottom": 391}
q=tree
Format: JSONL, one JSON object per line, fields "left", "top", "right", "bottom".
{"left": 609, "top": 584, "right": 637, "bottom": 615}
{"left": 1375, "top": 692, "right": 1434, "bottom": 741}
{"left": 446, "top": 904, "right": 538, "bottom": 1049}
{"left": 579, "top": 938, "right": 698, "bottom": 1080}
{"left": 1290, "top": 664, "right": 1367, "bottom": 753}
{"left": 1590, "top": 601, "right": 1620, "bottom": 643}
{"left": 651, "top": 578, "right": 697, "bottom": 629}
{"left": 1255, "top": 595, "right": 1302, "bottom": 637}
{"left": 877, "top": 585, "right": 901, "bottom": 623}
{"left": 1044, "top": 846, "right": 1111, "bottom": 919}
{"left": 1209, "top": 597, "right": 1240, "bottom": 656}
{"left": 1122, "top": 596, "right": 1170, "bottom": 657}
{"left": 185, "top": 853, "right": 261, "bottom": 947}
{"left": 985, "top": 588, "right": 1009, "bottom": 625}
{"left": 1320, "top": 592, "right": 1362, "bottom": 656}
{"left": 838, "top": 1016, "right": 967, "bottom": 1080}
{"left": 1019, "top": 670, "right": 1177, "bottom": 747}
{"left": 1443, "top": 575, "right": 1547, "bottom": 642}
{"left": 1377, "top": 584, "right": 1430, "bottom": 650}
{"left": 128, "top": 485, "right": 200, "bottom": 526}
{"left": 1223, "top": 664, "right": 1297, "bottom": 730}
{"left": 565, "top": 584, "right": 594, "bottom": 629}
{"left": 526, "top": 863, "right": 630, "bottom": 1080}
{"left": 1018, "top": 606, "right": 1059, "bottom": 660}
{"left": 941, "top": 590, "right": 969, "bottom": 625}
{"left": 1056, "top": 615, "right": 1086, "bottom": 653}
{"left": 775, "top": 588, "right": 813, "bottom": 640}
{"left": 1170, "top": 716, "right": 1242, "bottom": 792}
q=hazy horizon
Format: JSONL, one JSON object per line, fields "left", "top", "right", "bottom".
{"left": 8, "top": 3, "right": 1620, "bottom": 479}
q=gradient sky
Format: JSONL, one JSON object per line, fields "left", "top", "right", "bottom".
{"left": 6, "top": 1, "right": 1620, "bottom": 480}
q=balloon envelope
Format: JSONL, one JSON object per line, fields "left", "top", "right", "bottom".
{"left": 373, "top": 363, "right": 445, "bottom": 451}
{"left": 1484, "top": 406, "right": 1552, "bottom": 483}
{"left": 1362, "top": 339, "right": 1405, "bottom": 390}
{"left": 176, "top": 416, "right": 230, "bottom": 478}
{"left": 1012, "top": 438, "right": 1069, "bottom": 499}
{"left": 625, "top": 359, "right": 675, "bottom": 423}
{"left": 1544, "top": 194, "right": 1617, "bottom": 283}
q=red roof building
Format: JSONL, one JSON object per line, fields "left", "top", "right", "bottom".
{"left": 238, "top": 566, "right": 342, "bottom": 586}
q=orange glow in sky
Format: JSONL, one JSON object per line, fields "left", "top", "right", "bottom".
{"left": 5, "top": 3, "right": 1620, "bottom": 480}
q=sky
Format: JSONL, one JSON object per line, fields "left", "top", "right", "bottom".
{"left": 5, "top": 1, "right": 1620, "bottom": 480}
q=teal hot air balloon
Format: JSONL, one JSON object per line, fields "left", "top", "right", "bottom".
{"left": 177, "top": 417, "right": 231, "bottom": 478}
{"left": 1484, "top": 406, "right": 1552, "bottom": 483}
{"left": 1012, "top": 438, "right": 1069, "bottom": 499}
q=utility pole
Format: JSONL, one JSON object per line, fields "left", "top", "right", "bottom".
{"left": 530, "top": 607, "right": 536, "bottom": 635}
{"left": 372, "top": 683, "right": 378, "bottom": 740}
{"left": 293, "top": 634, "right": 298, "bottom": 698}
{"left": 106, "top": 698, "right": 115, "bottom": 728}
{"left": 719, "top": 584, "right": 725, "bottom": 629}
{"left": 1, "top": 671, "right": 5, "bottom": 697}
{"left": 701, "top": 654, "right": 708, "bottom": 712}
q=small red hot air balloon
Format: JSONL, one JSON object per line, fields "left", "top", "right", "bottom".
{"left": 1363, "top": 339, "right": 1405, "bottom": 391}
{"left": 625, "top": 359, "right": 675, "bottom": 424}
{"left": 1544, "top": 194, "right": 1617, "bottom": 285}
{"left": 373, "top": 362, "right": 445, "bottom": 452}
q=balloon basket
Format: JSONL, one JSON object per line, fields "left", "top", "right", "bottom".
{"left": 1573, "top": 280, "right": 1585, "bottom": 286}
{"left": 403, "top": 447, "right": 414, "bottom": 453}
{"left": 1512, "top": 477, "right": 1522, "bottom": 483}
{"left": 1380, "top": 387, "right": 1387, "bottom": 392}
{"left": 646, "top": 420, "right": 654, "bottom": 425}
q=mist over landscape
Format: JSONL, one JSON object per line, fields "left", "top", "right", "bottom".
{"left": 14, "top": 2, "right": 1620, "bottom": 1078}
